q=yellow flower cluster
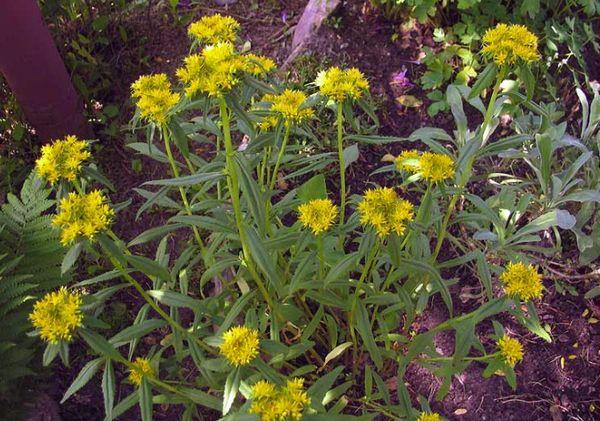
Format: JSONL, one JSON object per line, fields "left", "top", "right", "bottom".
{"left": 358, "top": 187, "right": 414, "bottom": 237}
{"left": 263, "top": 89, "right": 314, "bottom": 125}
{"left": 131, "top": 73, "right": 180, "bottom": 125}
{"left": 188, "top": 14, "right": 240, "bottom": 45}
{"left": 298, "top": 198, "right": 338, "bottom": 235}
{"left": 177, "top": 42, "right": 274, "bottom": 98}
{"left": 129, "top": 357, "right": 155, "bottom": 386}
{"left": 35, "top": 135, "right": 91, "bottom": 185}
{"left": 219, "top": 325, "right": 260, "bottom": 366}
{"left": 497, "top": 334, "right": 524, "bottom": 367}
{"left": 417, "top": 412, "right": 442, "bottom": 421}
{"left": 250, "top": 378, "right": 311, "bottom": 421}
{"left": 29, "top": 287, "right": 83, "bottom": 344}
{"left": 482, "top": 23, "right": 540, "bottom": 66}
{"left": 395, "top": 150, "right": 454, "bottom": 183}
{"left": 52, "top": 190, "right": 114, "bottom": 246}
{"left": 500, "top": 262, "right": 543, "bottom": 301}
{"left": 244, "top": 53, "right": 277, "bottom": 77}
{"left": 316, "top": 67, "right": 369, "bottom": 102}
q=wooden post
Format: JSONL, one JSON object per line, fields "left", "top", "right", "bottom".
{"left": 0, "top": 0, "right": 92, "bottom": 141}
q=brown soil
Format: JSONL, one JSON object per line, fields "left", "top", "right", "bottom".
{"left": 29, "top": 1, "right": 600, "bottom": 420}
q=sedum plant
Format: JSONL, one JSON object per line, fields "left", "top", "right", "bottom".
{"left": 27, "top": 16, "right": 597, "bottom": 420}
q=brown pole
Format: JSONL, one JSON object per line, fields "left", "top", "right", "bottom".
{"left": 0, "top": 0, "right": 92, "bottom": 141}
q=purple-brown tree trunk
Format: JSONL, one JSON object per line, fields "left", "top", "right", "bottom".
{"left": 0, "top": 0, "right": 92, "bottom": 141}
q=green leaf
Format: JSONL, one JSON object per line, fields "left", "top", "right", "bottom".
{"left": 343, "top": 144, "right": 359, "bottom": 170}
{"left": 297, "top": 174, "right": 327, "bottom": 203}
{"left": 354, "top": 302, "right": 383, "bottom": 369}
{"left": 102, "top": 359, "right": 115, "bottom": 419}
{"left": 468, "top": 64, "right": 497, "bottom": 99}
{"left": 223, "top": 368, "right": 241, "bottom": 415}
{"left": 140, "top": 377, "right": 153, "bottom": 421}
{"left": 307, "top": 365, "right": 344, "bottom": 410}
{"left": 245, "top": 227, "right": 282, "bottom": 292}
{"left": 216, "top": 291, "right": 256, "bottom": 335}
{"left": 323, "top": 342, "right": 352, "bottom": 367}
{"left": 60, "top": 242, "right": 83, "bottom": 275}
{"left": 169, "top": 215, "right": 237, "bottom": 235}
{"left": 126, "top": 255, "right": 171, "bottom": 282}
{"left": 43, "top": 342, "right": 60, "bottom": 366}
{"left": 128, "top": 224, "right": 185, "bottom": 247}
{"left": 344, "top": 134, "right": 404, "bottom": 145}
{"left": 109, "top": 319, "right": 166, "bottom": 346}
{"left": 323, "top": 253, "right": 359, "bottom": 287}
{"left": 61, "top": 357, "right": 104, "bottom": 403}
{"left": 143, "top": 172, "right": 222, "bottom": 187}
{"left": 168, "top": 120, "right": 190, "bottom": 159}
{"left": 147, "top": 290, "right": 200, "bottom": 310}
{"left": 80, "top": 328, "right": 125, "bottom": 362}
{"left": 104, "top": 391, "right": 138, "bottom": 421}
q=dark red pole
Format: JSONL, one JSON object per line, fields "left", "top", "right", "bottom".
{"left": 0, "top": 0, "right": 92, "bottom": 141}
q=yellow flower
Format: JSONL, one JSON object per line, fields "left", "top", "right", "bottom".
{"left": 417, "top": 412, "right": 442, "bottom": 421}
{"left": 35, "top": 135, "right": 91, "bottom": 185}
{"left": 497, "top": 334, "right": 524, "bottom": 367}
{"left": 250, "top": 380, "right": 279, "bottom": 420}
{"left": 129, "top": 357, "right": 155, "bottom": 386}
{"left": 244, "top": 53, "right": 276, "bottom": 77}
{"left": 482, "top": 23, "right": 540, "bottom": 66}
{"left": 258, "top": 115, "right": 279, "bottom": 131}
{"left": 298, "top": 198, "right": 338, "bottom": 235}
{"left": 177, "top": 42, "right": 246, "bottom": 97}
{"left": 188, "top": 14, "right": 240, "bottom": 45}
{"left": 316, "top": 66, "right": 369, "bottom": 102}
{"left": 358, "top": 187, "right": 414, "bottom": 237}
{"left": 219, "top": 325, "right": 260, "bottom": 366}
{"left": 273, "top": 378, "right": 311, "bottom": 420}
{"left": 52, "top": 190, "right": 114, "bottom": 246}
{"left": 29, "top": 287, "right": 83, "bottom": 344}
{"left": 394, "top": 149, "right": 421, "bottom": 172}
{"left": 250, "top": 378, "right": 310, "bottom": 421}
{"left": 500, "top": 262, "right": 543, "bottom": 301}
{"left": 263, "top": 89, "right": 314, "bottom": 125}
{"left": 131, "top": 73, "right": 180, "bottom": 125}
{"left": 419, "top": 152, "right": 454, "bottom": 183}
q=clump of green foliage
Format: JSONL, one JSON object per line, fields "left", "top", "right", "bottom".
{"left": 24, "top": 14, "right": 599, "bottom": 421}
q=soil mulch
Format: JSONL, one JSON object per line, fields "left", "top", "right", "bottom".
{"left": 23, "top": 1, "right": 600, "bottom": 420}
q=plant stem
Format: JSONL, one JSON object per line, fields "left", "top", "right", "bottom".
{"left": 218, "top": 97, "right": 280, "bottom": 319}
{"left": 336, "top": 103, "right": 346, "bottom": 248}
{"left": 103, "top": 242, "right": 214, "bottom": 354}
{"left": 269, "top": 123, "right": 291, "bottom": 191}
{"left": 316, "top": 234, "right": 325, "bottom": 279}
{"left": 162, "top": 127, "right": 208, "bottom": 259}
{"left": 432, "top": 67, "right": 506, "bottom": 262}
{"left": 481, "top": 65, "right": 507, "bottom": 145}
{"left": 349, "top": 242, "right": 380, "bottom": 376}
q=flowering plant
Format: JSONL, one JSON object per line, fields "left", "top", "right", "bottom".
{"left": 27, "top": 16, "right": 595, "bottom": 420}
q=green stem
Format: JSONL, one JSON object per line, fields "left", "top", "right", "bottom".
{"left": 481, "top": 65, "right": 507, "bottom": 145}
{"left": 162, "top": 127, "right": 208, "bottom": 259}
{"left": 336, "top": 103, "right": 346, "bottom": 247}
{"left": 269, "top": 123, "right": 291, "bottom": 191}
{"left": 103, "top": 243, "right": 213, "bottom": 354}
{"left": 349, "top": 242, "right": 380, "bottom": 376}
{"left": 219, "top": 97, "right": 280, "bottom": 319}
{"left": 316, "top": 234, "right": 324, "bottom": 279}
{"left": 431, "top": 68, "right": 507, "bottom": 263}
